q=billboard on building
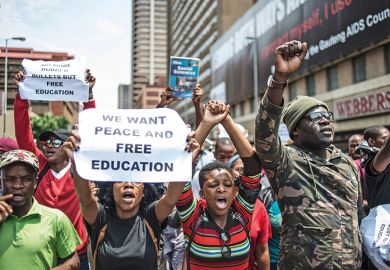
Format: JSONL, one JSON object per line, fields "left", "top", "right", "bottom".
{"left": 211, "top": 0, "right": 390, "bottom": 105}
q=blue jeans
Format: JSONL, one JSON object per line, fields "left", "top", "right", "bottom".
{"left": 79, "top": 252, "right": 89, "bottom": 270}
{"left": 57, "top": 251, "right": 89, "bottom": 270}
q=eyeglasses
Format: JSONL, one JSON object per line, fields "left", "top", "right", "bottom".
{"left": 220, "top": 231, "right": 231, "bottom": 258}
{"left": 42, "top": 139, "right": 64, "bottom": 148}
{"left": 306, "top": 111, "right": 334, "bottom": 123}
{"left": 113, "top": 181, "right": 143, "bottom": 187}
{"left": 2, "top": 176, "right": 34, "bottom": 184}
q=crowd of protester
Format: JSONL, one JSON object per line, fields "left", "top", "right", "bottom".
{"left": 0, "top": 40, "right": 389, "bottom": 270}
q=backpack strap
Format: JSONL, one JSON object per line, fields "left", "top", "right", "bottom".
{"left": 93, "top": 223, "right": 108, "bottom": 268}
{"left": 34, "top": 163, "right": 50, "bottom": 194}
{"left": 232, "top": 211, "right": 250, "bottom": 239}
{"left": 186, "top": 207, "right": 205, "bottom": 270}
{"left": 143, "top": 218, "right": 159, "bottom": 256}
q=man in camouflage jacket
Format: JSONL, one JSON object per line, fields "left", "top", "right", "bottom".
{"left": 255, "top": 40, "right": 365, "bottom": 270}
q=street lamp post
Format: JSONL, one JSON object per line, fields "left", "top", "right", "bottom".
{"left": 246, "top": 36, "right": 259, "bottom": 113}
{"left": 3, "top": 36, "right": 25, "bottom": 137}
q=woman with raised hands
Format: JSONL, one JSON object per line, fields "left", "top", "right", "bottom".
{"left": 177, "top": 100, "right": 263, "bottom": 270}
{"left": 60, "top": 130, "right": 201, "bottom": 270}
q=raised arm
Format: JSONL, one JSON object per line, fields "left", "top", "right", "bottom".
{"left": 266, "top": 41, "right": 307, "bottom": 106}
{"left": 221, "top": 114, "right": 253, "bottom": 158}
{"left": 368, "top": 137, "right": 390, "bottom": 175}
{"left": 254, "top": 41, "right": 307, "bottom": 190}
{"left": 13, "top": 71, "right": 43, "bottom": 158}
{"left": 156, "top": 88, "right": 178, "bottom": 108}
{"left": 155, "top": 131, "right": 200, "bottom": 224}
{"left": 192, "top": 84, "right": 204, "bottom": 128}
{"left": 60, "top": 132, "right": 99, "bottom": 225}
{"left": 83, "top": 68, "right": 97, "bottom": 109}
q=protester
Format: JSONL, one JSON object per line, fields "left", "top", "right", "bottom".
{"left": 0, "top": 150, "right": 80, "bottom": 270}
{"left": 348, "top": 134, "right": 368, "bottom": 212}
{"left": 192, "top": 137, "right": 236, "bottom": 200}
{"left": 177, "top": 100, "right": 262, "bottom": 269}
{"left": 348, "top": 134, "right": 363, "bottom": 160}
{"left": 363, "top": 125, "right": 390, "bottom": 209}
{"left": 13, "top": 69, "right": 96, "bottom": 269}
{"left": 161, "top": 210, "right": 185, "bottom": 270}
{"left": 0, "top": 137, "right": 19, "bottom": 154}
{"left": 257, "top": 172, "right": 282, "bottom": 270}
{"left": 250, "top": 200, "right": 271, "bottom": 270}
{"left": 60, "top": 129, "right": 199, "bottom": 270}
{"left": 360, "top": 126, "right": 390, "bottom": 270}
{"left": 229, "top": 154, "right": 271, "bottom": 270}
{"left": 255, "top": 40, "right": 365, "bottom": 269}
{"left": 264, "top": 195, "right": 281, "bottom": 270}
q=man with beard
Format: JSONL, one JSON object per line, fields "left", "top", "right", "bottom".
{"left": 255, "top": 40, "right": 365, "bottom": 270}
{"left": 13, "top": 70, "right": 96, "bottom": 270}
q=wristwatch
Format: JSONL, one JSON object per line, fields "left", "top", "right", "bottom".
{"left": 267, "top": 75, "right": 288, "bottom": 88}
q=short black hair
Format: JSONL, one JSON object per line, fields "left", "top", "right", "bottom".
{"left": 101, "top": 182, "right": 166, "bottom": 216}
{"left": 215, "top": 137, "right": 233, "bottom": 151}
{"left": 198, "top": 160, "right": 233, "bottom": 188}
{"left": 364, "top": 125, "right": 388, "bottom": 141}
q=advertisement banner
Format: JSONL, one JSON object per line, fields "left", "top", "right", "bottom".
{"left": 211, "top": 0, "right": 390, "bottom": 105}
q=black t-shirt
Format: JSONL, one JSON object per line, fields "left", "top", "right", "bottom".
{"left": 366, "top": 163, "right": 390, "bottom": 209}
{"left": 87, "top": 201, "right": 162, "bottom": 270}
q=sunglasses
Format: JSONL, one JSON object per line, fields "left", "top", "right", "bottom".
{"left": 42, "top": 139, "right": 64, "bottom": 148}
{"left": 113, "top": 181, "right": 143, "bottom": 187}
{"left": 220, "top": 231, "right": 231, "bottom": 258}
{"left": 305, "top": 111, "right": 334, "bottom": 123}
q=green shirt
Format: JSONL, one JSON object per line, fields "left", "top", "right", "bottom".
{"left": 255, "top": 96, "right": 365, "bottom": 270}
{"left": 0, "top": 197, "right": 81, "bottom": 270}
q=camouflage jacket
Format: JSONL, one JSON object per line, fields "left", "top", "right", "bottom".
{"left": 255, "top": 96, "right": 365, "bottom": 270}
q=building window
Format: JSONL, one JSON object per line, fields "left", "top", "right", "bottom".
{"left": 353, "top": 54, "right": 366, "bottom": 83}
{"left": 288, "top": 82, "right": 297, "bottom": 100}
{"left": 386, "top": 43, "right": 390, "bottom": 74}
{"left": 327, "top": 65, "right": 338, "bottom": 91}
{"left": 306, "top": 74, "right": 315, "bottom": 96}
{"left": 240, "top": 101, "right": 245, "bottom": 116}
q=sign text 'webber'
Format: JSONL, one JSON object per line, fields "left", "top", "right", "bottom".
{"left": 334, "top": 89, "right": 390, "bottom": 119}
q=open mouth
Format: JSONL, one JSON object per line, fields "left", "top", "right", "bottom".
{"left": 12, "top": 193, "right": 25, "bottom": 202}
{"left": 46, "top": 149, "right": 56, "bottom": 157}
{"left": 122, "top": 190, "right": 135, "bottom": 202}
{"left": 320, "top": 127, "right": 333, "bottom": 135}
{"left": 216, "top": 198, "right": 227, "bottom": 209}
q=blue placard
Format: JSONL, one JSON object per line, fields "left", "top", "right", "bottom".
{"left": 169, "top": 57, "right": 200, "bottom": 98}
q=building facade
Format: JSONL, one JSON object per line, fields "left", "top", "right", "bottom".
{"left": 0, "top": 47, "right": 79, "bottom": 138}
{"left": 210, "top": 0, "right": 390, "bottom": 149}
{"left": 167, "top": 0, "right": 255, "bottom": 126}
{"left": 131, "top": 0, "right": 168, "bottom": 107}
{"left": 118, "top": 84, "right": 131, "bottom": 109}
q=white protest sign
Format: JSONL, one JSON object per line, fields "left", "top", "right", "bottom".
{"left": 19, "top": 59, "right": 89, "bottom": 102}
{"left": 279, "top": 123, "right": 290, "bottom": 145}
{"left": 74, "top": 108, "right": 192, "bottom": 182}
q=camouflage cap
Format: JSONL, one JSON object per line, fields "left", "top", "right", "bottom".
{"left": 282, "top": 95, "right": 329, "bottom": 138}
{"left": 0, "top": 150, "right": 39, "bottom": 172}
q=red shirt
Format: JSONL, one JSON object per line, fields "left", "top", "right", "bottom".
{"left": 14, "top": 94, "right": 96, "bottom": 254}
{"left": 249, "top": 199, "right": 272, "bottom": 269}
